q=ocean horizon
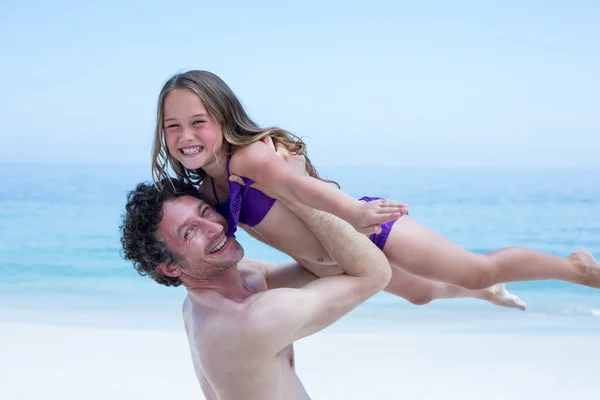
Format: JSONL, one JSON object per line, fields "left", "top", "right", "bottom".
{"left": 1, "top": 163, "right": 599, "bottom": 333}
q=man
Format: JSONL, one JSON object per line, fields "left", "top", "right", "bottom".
{"left": 120, "top": 155, "right": 392, "bottom": 399}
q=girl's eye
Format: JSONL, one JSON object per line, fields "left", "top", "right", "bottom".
{"left": 192, "top": 120, "right": 204, "bottom": 126}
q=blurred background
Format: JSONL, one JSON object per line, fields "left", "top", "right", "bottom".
{"left": 1, "top": 0, "right": 599, "bottom": 336}
{"left": 2, "top": 1, "right": 599, "bottom": 399}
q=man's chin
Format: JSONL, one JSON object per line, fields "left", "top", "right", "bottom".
{"left": 229, "top": 244, "right": 244, "bottom": 265}
{"left": 227, "top": 237, "right": 244, "bottom": 261}
{"left": 213, "top": 244, "right": 244, "bottom": 270}
{"left": 207, "top": 258, "right": 242, "bottom": 277}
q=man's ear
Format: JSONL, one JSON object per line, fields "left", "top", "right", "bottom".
{"left": 156, "top": 264, "right": 183, "bottom": 278}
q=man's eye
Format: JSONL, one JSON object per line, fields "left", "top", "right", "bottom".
{"left": 184, "top": 228, "right": 193, "bottom": 240}
{"left": 202, "top": 206, "right": 212, "bottom": 217}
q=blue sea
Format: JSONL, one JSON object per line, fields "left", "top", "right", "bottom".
{"left": 1, "top": 164, "right": 599, "bottom": 333}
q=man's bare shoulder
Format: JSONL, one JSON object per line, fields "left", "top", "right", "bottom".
{"left": 182, "top": 295, "right": 242, "bottom": 335}
{"left": 237, "top": 257, "right": 276, "bottom": 289}
{"left": 237, "top": 257, "right": 272, "bottom": 274}
{"left": 181, "top": 291, "right": 275, "bottom": 357}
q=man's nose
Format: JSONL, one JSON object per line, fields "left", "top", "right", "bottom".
{"left": 200, "top": 218, "right": 224, "bottom": 237}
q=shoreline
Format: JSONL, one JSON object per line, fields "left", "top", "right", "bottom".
{"left": 1, "top": 320, "right": 599, "bottom": 400}
{"left": 1, "top": 299, "right": 599, "bottom": 334}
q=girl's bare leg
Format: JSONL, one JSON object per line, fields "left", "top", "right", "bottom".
{"left": 384, "top": 265, "right": 526, "bottom": 310}
{"left": 295, "top": 255, "right": 526, "bottom": 309}
{"left": 383, "top": 216, "right": 600, "bottom": 291}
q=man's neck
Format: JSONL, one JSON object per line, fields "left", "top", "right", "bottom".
{"left": 183, "top": 265, "right": 255, "bottom": 304}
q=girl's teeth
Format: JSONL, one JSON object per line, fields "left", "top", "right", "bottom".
{"left": 182, "top": 147, "right": 202, "bottom": 155}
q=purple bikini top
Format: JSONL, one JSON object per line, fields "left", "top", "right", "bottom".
{"left": 210, "top": 153, "right": 276, "bottom": 237}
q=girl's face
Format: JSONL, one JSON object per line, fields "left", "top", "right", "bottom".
{"left": 163, "top": 89, "right": 224, "bottom": 171}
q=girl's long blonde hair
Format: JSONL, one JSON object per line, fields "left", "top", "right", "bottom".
{"left": 151, "top": 70, "right": 338, "bottom": 189}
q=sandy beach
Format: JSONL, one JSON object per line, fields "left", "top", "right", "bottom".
{"left": 2, "top": 318, "right": 598, "bottom": 400}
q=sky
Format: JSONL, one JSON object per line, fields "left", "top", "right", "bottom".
{"left": 1, "top": 0, "right": 599, "bottom": 167}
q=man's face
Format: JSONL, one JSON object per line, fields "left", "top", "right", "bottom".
{"left": 156, "top": 195, "right": 243, "bottom": 279}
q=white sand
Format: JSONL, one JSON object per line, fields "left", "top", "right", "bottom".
{"left": 1, "top": 321, "right": 598, "bottom": 399}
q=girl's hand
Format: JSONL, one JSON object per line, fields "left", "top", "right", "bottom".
{"left": 352, "top": 200, "right": 408, "bottom": 235}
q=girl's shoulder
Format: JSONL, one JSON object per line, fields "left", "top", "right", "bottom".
{"left": 230, "top": 141, "right": 271, "bottom": 172}
{"left": 231, "top": 140, "right": 267, "bottom": 158}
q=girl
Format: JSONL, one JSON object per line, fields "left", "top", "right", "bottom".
{"left": 151, "top": 70, "right": 600, "bottom": 309}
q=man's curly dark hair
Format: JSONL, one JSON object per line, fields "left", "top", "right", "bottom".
{"left": 120, "top": 178, "right": 203, "bottom": 287}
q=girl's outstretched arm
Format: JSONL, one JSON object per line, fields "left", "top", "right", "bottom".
{"left": 229, "top": 139, "right": 406, "bottom": 234}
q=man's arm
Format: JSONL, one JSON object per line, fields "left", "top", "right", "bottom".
{"left": 241, "top": 201, "right": 392, "bottom": 355}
